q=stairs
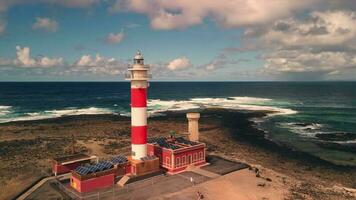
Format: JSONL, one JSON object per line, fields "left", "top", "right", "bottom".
{"left": 117, "top": 175, "right": 131, "bottom": 187}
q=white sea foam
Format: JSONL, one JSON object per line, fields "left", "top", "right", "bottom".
{"left": 278, "top": 122, "right": 324, "bottom": 137}
{"left": 0, "top": 107, "right": 112, "bottom": 123}
{"left": 147, "top": 97, "right": 297, "bottom": 116}
{"left": 335, "top": 140, "right": 356, "bottom": 144}
{"left": 0, "top": 105, "right": 12, "bottom": 116}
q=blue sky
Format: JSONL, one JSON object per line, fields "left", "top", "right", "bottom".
{"left": 0, "top": 0, "right": 355, "bottom": 81}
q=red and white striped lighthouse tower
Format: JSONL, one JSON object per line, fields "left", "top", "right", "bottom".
{"left": 126, "top": 51, "right": 150, "bottom": 160}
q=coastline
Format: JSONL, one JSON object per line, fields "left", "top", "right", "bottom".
{"left": 0, "top": 109, "right": 355, "bottom": 199}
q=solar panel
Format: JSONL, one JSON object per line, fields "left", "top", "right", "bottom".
{"left": 75, "top": 166, "right": 85, "bottom": 174}
{"left": 75, "top": 166, "right": 90, "bottom": 175}
{"left": 96, "top": 163, "right": 105, "bottom": 171}
{"left": 81, "top": 167, "right": 90, "bottom": 175}
{"left": 176, "top": 137, "right": 198, "bottom": 145}
{"left": 111, "top": 155, "right": 128, "bottom": 164}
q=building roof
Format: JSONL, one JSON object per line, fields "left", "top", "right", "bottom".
{"left": 75, "top": 161, "right": 113, "bottom": 175}
{"left": 74, "top": 155, "right": 128, "bottom": 176}
{"left": 53, "top": 153, "right": 91, "bottom": 164}
{"left": 148, "top": 136, "right": 202, "bottom": 150}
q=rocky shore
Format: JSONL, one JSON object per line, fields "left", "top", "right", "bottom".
{"left": 0, "top": 109, "right": 355, "bottom": 199}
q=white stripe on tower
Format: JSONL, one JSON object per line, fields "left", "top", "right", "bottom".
{"left": 131, "top": 144, "right": 147, "bottom": 160}
{"left": 131, "top": 107, "right": 147, "bottom": 126}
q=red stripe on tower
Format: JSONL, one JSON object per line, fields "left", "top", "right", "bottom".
{"left": 131, "top": 88, "right": 147, "bottom": 107}
{"left": 131, "top": 126, "right": 147, "bottom": 144}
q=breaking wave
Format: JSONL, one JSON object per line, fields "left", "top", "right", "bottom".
{"left": 0, "top": 107, "right": 113, "bottom": 123}
{"left": 147, "top": 97, "right": 297, "bottom": 116}
{"left": 0, "top": 96, "right": 297, "bottom": 123}
{"left": 277, "top": 122, "right": 324, "bottom": 137}
{"left": 0, "top": 106, "right": 12, "bottom": 116}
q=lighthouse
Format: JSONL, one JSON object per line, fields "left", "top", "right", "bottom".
{"left": 126, "top": 51, "right": 150, "bottom": 160}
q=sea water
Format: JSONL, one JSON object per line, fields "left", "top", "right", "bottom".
{"left": 0, "top": 82, "right": 355, "bottom": 166}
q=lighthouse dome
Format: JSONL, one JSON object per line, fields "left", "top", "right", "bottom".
{"left": 134, "top": 50, "right": 143, "bottom": 60}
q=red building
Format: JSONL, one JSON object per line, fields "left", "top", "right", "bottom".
{"left": 52, "top": 154, "right": 93, "bottom": 176}
{"left": 147, "top": 136, "right": 206, "bottom": 174}
{"left": 70, "top": 155, "right": 129, "bottom": 193}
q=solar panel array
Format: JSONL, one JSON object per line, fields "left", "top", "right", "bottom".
{"left": 75, "top": 161, "right": 114, "bottom": 175}
{"left": 111, "top": 155, "right": 128, "bottom": 164}
{"left": 148, "top": 137, "right": 181, "bottom": 150}
{"left": 175, "top": 137, "right": 198, "bottom": 146}
{"left": 140, "top": 155, "right": 156, "bottom": 161}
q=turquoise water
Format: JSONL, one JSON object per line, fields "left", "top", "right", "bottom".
{"left": 0, "top": 82, "right": 355, "bottom": 166}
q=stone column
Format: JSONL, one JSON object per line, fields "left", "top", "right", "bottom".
{"left": 186, "top": 113, "right": 200, "bottom": 142}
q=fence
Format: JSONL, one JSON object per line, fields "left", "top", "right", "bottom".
{"left": 55, "top": 172, "right": 210, "bottom": 200}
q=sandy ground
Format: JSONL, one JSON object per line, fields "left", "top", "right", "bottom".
{"left": 157, "top": 168, "right": 288, "bottom": 200}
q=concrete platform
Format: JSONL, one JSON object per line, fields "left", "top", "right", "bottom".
{"left": 202, "top": 155, "right": 249, "bottom": 175}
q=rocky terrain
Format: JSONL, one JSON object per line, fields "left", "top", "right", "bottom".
{"left": 0, "top": 109, "right": 355, "bottom": 200}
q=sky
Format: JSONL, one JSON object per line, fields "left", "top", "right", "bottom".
{"left": 0, "top": 0, "right": 355, "bottom": 81}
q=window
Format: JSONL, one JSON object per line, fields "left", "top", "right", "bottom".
{"left": 199, "top": 152, "right": 203, "bottom": 160}
{"left": 194, "top": 153, "right": 197, "bottom": 162}
{"left": 166, "top": 157, "right": 170, "bottom": 166}
{"left": 176, "top": 157, "right": 180, "bottom": 167}
{"left": 182, "top": 156, "right": 186, "bottom": 165}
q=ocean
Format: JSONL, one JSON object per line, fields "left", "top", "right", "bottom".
{"left": 0, "top": 82, "right": 355, "bottom": 166}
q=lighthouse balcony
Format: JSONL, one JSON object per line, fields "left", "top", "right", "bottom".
{"left": 125, "top": 73, "right": 152, "bottom": 80}
{"left": 128, "top": 64, "right": 150, "bottom": 71}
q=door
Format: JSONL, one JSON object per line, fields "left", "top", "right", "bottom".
{"left": 132, "top": 166, "right": 136, "bottom": 175}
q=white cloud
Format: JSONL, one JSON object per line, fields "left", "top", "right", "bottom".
{"left": 264, "top": 50, "right": 356, "bottom": 73}
{"left": 32, "top": 17, "right": 58, "bottom": 32}
{"left": 105, "top": 31, "right": 124, "bottom": 44}
{"left": 240, "top": 10, "right": 356, "bottom": 76}
{"left": 73, "top": 54, "right": 127, "bottom": 75}
{"left": 111, "top": 0, "right": 316, "bottom": 30}
{"left": 167, "top": 57, "right": 192, "bottom": 70}
{"left": 13, "top": 46, "right": 63, "bottom": 67}
{"left": 205, "top": 64, "right": 215, "bottom": 71}
{"left": 0, "top": 46, "right": 131, "bottom": 77}
{"left": 254, "top": 11, "right": 356, "bottom": 48}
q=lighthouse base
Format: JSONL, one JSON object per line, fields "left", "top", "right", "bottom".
{"left": 127, "top": 155, "right": 160, "bottom": 176}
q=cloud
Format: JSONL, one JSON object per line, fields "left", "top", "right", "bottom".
{"left": 167, "top": 57, "right": 192, "bottom": 70}
{"left": 13, "top": 46, "right": 63, "bottom": 67}
{"left": 105, "top": 31, "right": 124, "bottom": 44}
{"left": 264, "top": 50, "right": 356, "bottom": 73}
{"left": 32, "top": 17, "right": 58, "bottom": 32}
{"left": 72, "top": 54, "right": 127, "bottom": 75}
{"left": 201, "top": 52, "right": 244, "bottom": 71}
{"left": 0, "top": 46, "right": 64, "bottom": 68}
{"left": 254, "top": 11, "right": 356, "bottom": 50}
{"left": 239, "top": 10, "right": 356, "bottom": 77}
{"left": 110, "top": 0, "right": 316, "bottom": 30}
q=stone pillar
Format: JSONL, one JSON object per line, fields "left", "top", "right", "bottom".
{"left": 186, "top": 113, "right": 200, "bottom": 142}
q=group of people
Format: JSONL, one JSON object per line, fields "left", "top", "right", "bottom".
{"left": 196, "top": 191, "right": 204, "bottom": 199}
